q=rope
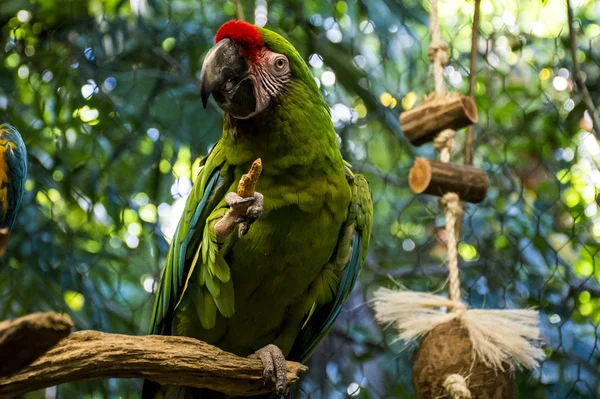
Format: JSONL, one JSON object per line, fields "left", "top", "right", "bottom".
{"left": 440, "top": 192, "right": 463, "bottom": 308}
{"left": 374, "top": 0, "right": 544, "bottom": 383}
{"left": 429, "top": 0, "right": 463, "bottom": 313}
{"left": 429, "top": 0, "right": 449, "bottom": 97}
{"left": 443, "top": 374, "right": 472, "bottom": 399}
{"left": 433, "top": 129, "right": 455, "bottom": 163}
{"left": 431, "top": 2, "right": 470, "bottom": 393}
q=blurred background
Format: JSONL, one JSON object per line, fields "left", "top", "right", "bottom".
{"left": 1, "top": 0, "right": 599, "bottom": 397}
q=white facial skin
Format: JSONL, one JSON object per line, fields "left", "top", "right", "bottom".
{"left": 244, "top": 49, "right": 292, "bottom": 119}
{"left": 200, "top": 40, "right": 293, "bottom": 120}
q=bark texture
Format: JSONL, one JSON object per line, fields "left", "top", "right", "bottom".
{"left": 400, "top": 94, "right": 478, "bottom": 146}
{"left": 409, "top": 157, "right": 488, "bottom": 203}
{"left": 0, "top": 312, "right": 72, "bottom": 377}
{"left": 0, "top": 320, "right": 307, "bottom": 398}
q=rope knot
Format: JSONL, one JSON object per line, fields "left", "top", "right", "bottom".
{"left": 428, "top": 40, "right": 449, "bottom": 65}
{"left": 450, "top": 300, "right": 466, "bottom": 318}
{"left": 443, "top": 374, "right": 471, "bottom": 399}
{"left": 434, "top": 129, "right": 455, "bottom": 154}
{"left": 440, "top": 192, "right": 462, "bottom": 215}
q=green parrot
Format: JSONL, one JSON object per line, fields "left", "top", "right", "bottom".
{"left": 142, "top": 20, "right": 372, "bottom": 399}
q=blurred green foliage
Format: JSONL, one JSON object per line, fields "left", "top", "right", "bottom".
{"left": 1, "top": 0, "right": 600, "bottom": 398}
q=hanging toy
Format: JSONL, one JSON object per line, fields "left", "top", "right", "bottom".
{"left": 373, "top": 1, "right": 544, "bottom": 398}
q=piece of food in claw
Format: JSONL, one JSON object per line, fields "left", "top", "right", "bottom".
{"left": 237, "top": 158, "right": 262, "bottom": 198}
{"left": 236, "top": 158, "right": 262, "bottom": 237}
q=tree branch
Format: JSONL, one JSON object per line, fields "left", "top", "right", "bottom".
{"left": 464, "top": 0, "right": 480, "bottom": 166}
{"left": 0, "top": 312, "right": 72, "bottom": 377}
{"left": 566, "top": 0, "right": 600, "bottom": 136}
{"left": 0, "top": 314, "right": 307, "bottom": 398}
{"left": 233, "top": 0, "right": 245, "bottom": 21}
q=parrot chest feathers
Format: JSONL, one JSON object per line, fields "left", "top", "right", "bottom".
{"left": 174, "top": 163, "right": 352, "bottom": 357}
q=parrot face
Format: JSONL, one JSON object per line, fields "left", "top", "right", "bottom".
{"left": 199, "top": 21, "right": 292, "bottom": 120}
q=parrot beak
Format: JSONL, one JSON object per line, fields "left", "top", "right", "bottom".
{"left": 200, "top": 39, "right": 258, "bottom": 119}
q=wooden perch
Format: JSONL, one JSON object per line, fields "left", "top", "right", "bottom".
{"left": 401, "top": 94, "right": 478, "bottom": 146}
{"left": 409, "top": 157, "right": 488, "bottom": 203}
{"left": 0, "top": 312, "right": 72, "bottom": 377}
{"left": 0, "top": 314, "right": 307, "bottom": 398}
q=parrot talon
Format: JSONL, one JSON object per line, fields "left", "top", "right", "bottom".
{"left": 249, "top": 344, "right": 287, "bottom": 395}
{"left": 215, "top": 191, "right": 264, "bottom": 241}
{"left": 233, "top": 216, "right": 247, "bottom": 224}
{"left": 230, "top": 196, "right": 255, "bottom": 205}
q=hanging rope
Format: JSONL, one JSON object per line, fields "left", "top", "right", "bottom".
{"left": 373, "top": 0, "right": 544, "bottom": 390}
{"left": 430, "top": 5, "right": 466, "bottom": 393}
{"left": 440, "top": 192, "right": 462, "bottom": 307}
{"left": 429, "top": 0, "right": 463, "bottom": 317}
{"left": 433, "top": 129, "right": 455, "bottom": 163}
{"left": 434, "top": 128, "right": 463, "bottom": 311}
{"left": 428, "top": 0, "right": 449, "bottom": 97}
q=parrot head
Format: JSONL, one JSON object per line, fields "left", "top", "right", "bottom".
{"left": 200, "top": 20, "right": 317, "bottom": 120}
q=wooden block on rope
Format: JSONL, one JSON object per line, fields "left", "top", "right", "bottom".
{"left": 409, "top": 157, "right": 488, "bottom": 203}
{"left": 400, "top": 94, "right": 478, "bottom": 146}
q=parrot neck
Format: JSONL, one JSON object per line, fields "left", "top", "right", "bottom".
{"left": 220, "top": 82, "right": 344, "bottom": 175}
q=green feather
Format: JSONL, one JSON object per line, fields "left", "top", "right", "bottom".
{"left": 213, "top": 278, "right": 234, "bottom": 318}
{"left": 205, "top": 274, "right": 220, "bottom": 298}
{"left": 212, "top": 253, "right": 231, "bottom": 283}
{"left": 198, "top": 262, "right": 207, "bottom": 286}
{"left": 208, "top": 245, "right": 216, "bottom": 265}
{"left": 161, "top": 248, "right": 173, "bottom": 320}
{"left": 147, "top": 145, "right": 234, "bottom": 335}
{"left": 289, "top": 173, "right": 373, "bottom": 362}
{"left": 201, "top": 226, "right": 209, "bottom": 264}
{"left": 195, "top": 289, "right": 217, "bottom": 330}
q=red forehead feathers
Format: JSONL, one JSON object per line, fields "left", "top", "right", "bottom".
{"left": 215, "top": 20, "right": 263, "bottom": 63}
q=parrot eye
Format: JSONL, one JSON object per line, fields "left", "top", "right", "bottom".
{"left": 271, "top": 56, "right": 289, "bottom": 75}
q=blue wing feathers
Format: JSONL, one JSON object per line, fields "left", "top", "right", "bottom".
{"left": 320, "top": 232, "right": 361, "bottom": 336}
{"left": 177, "top": 169, "right": 221, "bottom": 284}
{"left": 152, "top": 166, "right": 222, "bottom": 335}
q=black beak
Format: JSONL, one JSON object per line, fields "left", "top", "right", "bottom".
{"left": 199, "top": 39, "right": 257, "bottom": 119}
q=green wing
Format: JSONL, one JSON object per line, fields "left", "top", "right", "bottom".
{"left": 288, "top": 169, "right": 373, "bottom": 363}
{"left": 149, "top": 142, "right": 235, "bottom": 334}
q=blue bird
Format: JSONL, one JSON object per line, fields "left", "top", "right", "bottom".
{"left": 0, "top": 124, "right": 27, "bottom": 254}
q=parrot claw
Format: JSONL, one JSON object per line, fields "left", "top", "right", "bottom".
{"left": 249, "top": 344, "right": 287, "bottom": 396}
{"left": 215, "top": 192, "right": 264, "bottom": 241}
{"left": 226, "top": 192, "right": 264, "bottom": 236}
